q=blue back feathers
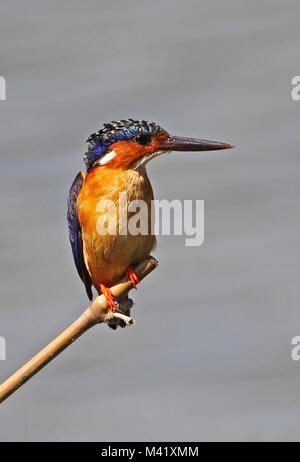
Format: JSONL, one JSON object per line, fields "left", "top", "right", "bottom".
{"left": 67, "top": 171, "right": 93, "bottom": 300}
{"left": 84, "top": 119, "right": 166, "bottom": 171}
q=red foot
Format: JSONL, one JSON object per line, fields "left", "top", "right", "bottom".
{"left": 126, "top": 266, "right": 141, "bottom": 290}
{"left": 100, "top": 284, "right": 119, "bottom": 311}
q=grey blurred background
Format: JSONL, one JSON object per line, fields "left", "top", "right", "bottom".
{"left": 0, "top": 0, "right": 299, "bottom": 442}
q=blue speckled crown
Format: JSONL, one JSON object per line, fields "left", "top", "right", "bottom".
{"left": 84, "top": 119, "right": 166, "bottom": 171}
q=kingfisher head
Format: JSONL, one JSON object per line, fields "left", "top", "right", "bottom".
{"left": 84, "top": 119, "right": 234, "bottom": 172}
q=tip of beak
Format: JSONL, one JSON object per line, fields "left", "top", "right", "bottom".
{"left": 212, "top": 142, "right": 235, "bottom": 150}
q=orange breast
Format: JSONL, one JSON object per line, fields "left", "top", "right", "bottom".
{"left": 77, "top": 166, "right": 156, "bottom": 290}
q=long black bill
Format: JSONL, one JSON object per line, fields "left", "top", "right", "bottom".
{"left": 160, "top": 136, "right": 234, "bottom": 152}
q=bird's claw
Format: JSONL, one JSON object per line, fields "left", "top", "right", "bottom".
{"left": 100, "top": 284, "right": 119, "bottom": 312}
{"left": 126, "top": 266, "right": 141, "bottom": 290}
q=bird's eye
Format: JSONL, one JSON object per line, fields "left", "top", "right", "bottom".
{"left": 135, "top": 134, "right": 150, "bottom": 145}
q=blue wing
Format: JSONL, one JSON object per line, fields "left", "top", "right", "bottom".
{"left": 67, "top": 171, "right": 93, "bottom": 300}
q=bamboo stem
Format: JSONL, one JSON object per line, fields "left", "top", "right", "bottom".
{"left": 0, "top": 256, "right": 158, "bottom": 404}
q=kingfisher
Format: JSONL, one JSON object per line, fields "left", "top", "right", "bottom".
{"left": 67, "top": 119, "right": 233, "bottom": 311}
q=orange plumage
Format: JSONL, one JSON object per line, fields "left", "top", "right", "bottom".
{"left": 77, "top": 162, "right": 156, "bottom": 289}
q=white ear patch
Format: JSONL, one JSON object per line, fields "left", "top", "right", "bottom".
{"left": 98, "top": 150, "right": 117, "bottom": 165}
